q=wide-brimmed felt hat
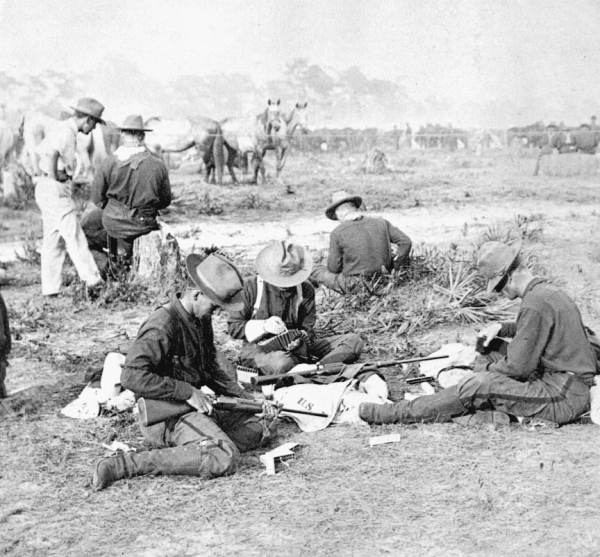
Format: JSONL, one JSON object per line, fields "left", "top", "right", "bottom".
{"left": 185, "top": 253, "right": 244, "bottom": 311}
{"left": 118, "top": 114, "right": 153, "bottom": 132}
{"left": 70, "top": 97, "right": 106, "bottom": 125}
{"left": 255, "top": 240, "right": 313, "bottom": 288}
{"left": 477, "top": 240, "right": 522, "bottom": 293}
{"left": 325, "top": 190, "right": 363, "bottom": 220}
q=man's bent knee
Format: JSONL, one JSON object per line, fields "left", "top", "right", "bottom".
{"left": 457, "top": 371, "right": 498, "bottom": 406}
{"left": 214, "top": 440, "right": 241, "bottom": 476}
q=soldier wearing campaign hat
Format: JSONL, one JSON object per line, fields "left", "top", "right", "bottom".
{"left": 228, "top": 240, "right": 364, "bottom": 376}
{"left": 360, "top": 241, "right": 596, "bottom": 426}
{"left": 91, "top": 114, "right": 171, "bottom": 270}
{"left": 33, "top": 97, "right": 107, "bottom": 296}
{"left": 92, "top": 252, "right": 276, "bottom": 490}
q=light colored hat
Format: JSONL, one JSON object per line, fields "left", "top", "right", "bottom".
{"left": 185, "top": 253, "right": 244, "bottom": 311}
{"left": 325, "top": 190, "right": 363, "bottom": 221}
{"left": 255, "top": 241, "right": 313, "bottom": 288}
{"left": 477, "top": 240, "right": 522, "bottom": 293}
{"left": 70, "top": 97, "right": 106, "bottom": 125}
{"left": 118, "top": 114, "right": 153, "bottom": 132}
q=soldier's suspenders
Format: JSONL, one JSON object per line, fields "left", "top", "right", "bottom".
{"left": 252, "top": 276, "right": 302, "bottom": 321}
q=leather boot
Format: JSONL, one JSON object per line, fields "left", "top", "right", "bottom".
{"left": 359, "top": 386, "right": 467, "bottom": 424}
{"left": 92, "top": 440, "right": 239, "bottom": 491}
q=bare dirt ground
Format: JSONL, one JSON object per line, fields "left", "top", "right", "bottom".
{"left": 2, "top": 148, "right": 600, "bottom": 556}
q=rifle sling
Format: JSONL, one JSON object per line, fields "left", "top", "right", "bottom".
{"left": 180, "top": 416, "right": 225, "bottom": 450}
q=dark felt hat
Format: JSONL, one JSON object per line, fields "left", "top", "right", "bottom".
{"left": 185, "top": 253, "right": 244, "bottom": 311}
{"left": 477, "top": 240, "right": 522, "bottom": 293}
{"left": 70, "top": 97, "right": 106, "bottom": 125}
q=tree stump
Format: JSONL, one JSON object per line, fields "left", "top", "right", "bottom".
{"left": 132, "top": 227, "right": 185, "bottom": 287}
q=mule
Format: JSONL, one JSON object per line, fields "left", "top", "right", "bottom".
{"left": 220, "top": 100, "right": 307, "bottom": 184}
{"left": 0, "top": 118, "right": 23, "bottom": 170}
{"left": 265, "top": 101, "right": 309, "bottom": 178}
{"left": 146, "top": 116, "right": 225, "bottom": 184}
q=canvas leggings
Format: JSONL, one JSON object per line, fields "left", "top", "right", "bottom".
{"left": 239, "top": 333, "right": 364, "bottom": 375}
{"left": 139, "top": 408, "right": 274, "bottom": 478}
{"left": 34, "top": 177, "right": 102, "bottom": 295}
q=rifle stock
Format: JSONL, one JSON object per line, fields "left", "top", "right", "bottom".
{"left": 138, "top": 396, "right": 328, "bottom": 427}
{"left": 251, "top": 354, "right": 449, "bottom": 386}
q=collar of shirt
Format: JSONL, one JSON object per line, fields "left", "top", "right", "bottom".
{"left": 341, "top": 211, "right": 363, "bottom": 222}
{"left": 523, "top": 277, "right": 545, "bottom": 297}
{"left": 169, "top": 292, "right": 202, "bottom": 330}
{"left": 114, "top": 145, "right": 146, "bottom": 162}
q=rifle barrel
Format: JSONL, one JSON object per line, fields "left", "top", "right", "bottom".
{"left": 280, "top": 407, "right": 328, "bottom": 417}
{"left": 251, "top": 354, "right": 450, "bottom": 386}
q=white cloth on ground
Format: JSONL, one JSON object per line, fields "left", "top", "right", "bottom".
{"left": 273, "top": 379, "right": 389, "bottom": 432}
{"left": 418, "top": 342, "right": 476, "bottom": 392}
{"left": 60, "top": 352, "right": 134, "bottom": 419}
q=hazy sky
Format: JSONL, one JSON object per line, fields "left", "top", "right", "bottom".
{"left": 1, "top": 0, "right": 599, "bottom": 123}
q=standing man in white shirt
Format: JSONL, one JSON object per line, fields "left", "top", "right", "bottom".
{"left": 33, "top": 98, "right": 105, "bottom": 297}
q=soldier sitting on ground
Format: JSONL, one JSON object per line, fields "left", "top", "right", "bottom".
{"left": 310, "top": 191, "right": 412, "bottom": 294}
{"left": 228, "top": 240, "right": 364, "bottom": 376}
{"left": 91, "top": 253, "right": 277, "bottom": 490}
{"left": 359, "top": 240, "right": 596, "bottom": 426}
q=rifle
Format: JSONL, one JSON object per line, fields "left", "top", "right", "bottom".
{"left": 251, "top": 355, "right": 449, "bottom": 386}
{"left": 137, "top": 396, "right": 328, "bottom": 427}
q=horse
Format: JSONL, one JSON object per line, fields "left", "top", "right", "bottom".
{"left": 0, "top": 118, "right": 23, "bottom": 169}
{"left": 266, "top": 102, "right": 309, "bottom": 178}
{"left": 220, "top": 100, "right": 306, "bottom": 184}
{"left": 218, "top": 100, "right": 282, "bottom": 184}
{"left": 145, "top": 116, "right": 225, "bottom": 184}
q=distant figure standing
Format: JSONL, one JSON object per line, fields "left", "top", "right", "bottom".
{"left": 404, "top": 122, "right": 412, "bottom": 149}
{"left": 33, "top": 98, "right": 105, "bottom": 296}
{"left": 310, "top": 191, "right": 412, "bottom": 294}
{"left": 0, "top": 292, "right": 10, "bottom": 398}
{"left": 393, "top": 125, "right": 400, "bottom": 150}
{"left": 92, "top": 115, "right": 171, "bottom": 268}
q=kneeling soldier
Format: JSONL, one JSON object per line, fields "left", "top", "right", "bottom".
{"left": 360, "top": 240, "right": 596, "bottom": 426}
{"left": 92, "top": 253, "right": 275, "bottom": 490}
{"left": 228, "top": 240, "right": 364, "bottom": 376}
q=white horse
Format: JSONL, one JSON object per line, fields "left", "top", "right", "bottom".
{"left": 221, "top": 101, "right": 308, "bottom": 184}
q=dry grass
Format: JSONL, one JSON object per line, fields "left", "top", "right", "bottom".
{"left": 2, "top": 149, "right": 600, "bottom": 556}
{"left": 315, "top": 245, "right": 515, "bottom": 356}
